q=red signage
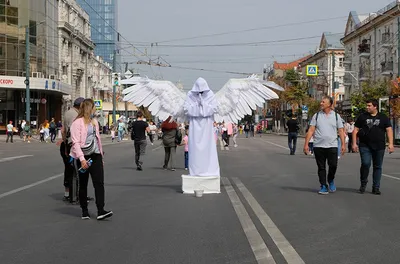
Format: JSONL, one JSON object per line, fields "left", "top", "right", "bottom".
{"left": 0, "top": 79, "right": 13, "bottom": 85}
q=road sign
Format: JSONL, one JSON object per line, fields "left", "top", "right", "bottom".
{"left": 302, "top": 105, "right": 308, "bottom": 111}
{"left": 306, "top": 65, "right": 318, "bottom": 76}
{"left": 94, "top": 100, "right": 102, "bottom": 110}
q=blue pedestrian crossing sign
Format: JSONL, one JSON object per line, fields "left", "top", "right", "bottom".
{"left": 306, "top": 65, "right": 318, "bottom": 76}
{"left": 94, "top": 100, "right": 102, "bottom": 110}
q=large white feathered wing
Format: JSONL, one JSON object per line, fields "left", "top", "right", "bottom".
{"left": 122, "top": 78, "right": 186, "bottom": 122}
{"left": 214, "top": 76, "right": 279, "bottom": 123}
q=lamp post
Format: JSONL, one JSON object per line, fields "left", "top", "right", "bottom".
{"left": 24, "top": 26, "right": 30, "bottom": 122}
{"left": 23, "top": 20, "right": 45, "bottom": 123}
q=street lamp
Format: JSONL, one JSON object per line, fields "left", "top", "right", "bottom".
{"left": 23, "top": 20, "right": 45, "bottom": 123}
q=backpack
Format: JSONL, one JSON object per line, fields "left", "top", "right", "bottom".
{"left": 315, "top": 111, "right": 338, "bottom": 126}
{"left": 50, "top": 122, "right": 56, "bottom": 129}
{"left": 24, "top": 125, "right": 30, "bottom": 132}
{"left": 175, "top": 129, "right": 182, "bottom": 145}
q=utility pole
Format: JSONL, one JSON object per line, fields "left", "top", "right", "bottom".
{"left": 24, "top": 26, "right": 30, "bottom": 123}
{"left": 112, "top": 49, "right": 117, "bottom": 125}
{"left": 332, "top": 52, "right": 336, "bottom": 106}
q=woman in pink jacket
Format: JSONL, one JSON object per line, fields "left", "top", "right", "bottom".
{"left": 70, "top": 99, "right": 113, "bottom": 220}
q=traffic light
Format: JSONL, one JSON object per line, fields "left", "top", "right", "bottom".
{"left": 113, "top": 72, "right": 121, "bottom": 86}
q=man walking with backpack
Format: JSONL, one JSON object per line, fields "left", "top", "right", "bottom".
{"left": 352, "top": 99, "right": 394, "bottom": 195}
{"left": 304, "top": 96, "right": 346, "bottom": 194}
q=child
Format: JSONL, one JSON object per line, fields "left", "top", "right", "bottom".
{"left": 306, "top": 128, "right": 314, "bottom": 155}
{"left": 182, "top": 130, "right": 189, "bottom": 170}
{"left": 39, "top": 124, "right": 45, "bottom": 142}
{"left": 110, "top": 126, "right": 116, "bottom": 142}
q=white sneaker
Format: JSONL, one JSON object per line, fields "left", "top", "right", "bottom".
{"left": 234, "top": 144, "right": 238, "bottom": 148}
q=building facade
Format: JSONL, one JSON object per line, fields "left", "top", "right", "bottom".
{"left": 76, "top": 0, "right": 121, "bottom": 72}
{"left": 0, "top": 0, "right": 72, "bottom": 132}
{"left": 58, "top": 0, "right": 95, "bottom": 108}
{"left": 301, "top": 32, "right": 345, "bottom": 102}
{"left": 341, "top": 2, "right": 400, "bottom": 100}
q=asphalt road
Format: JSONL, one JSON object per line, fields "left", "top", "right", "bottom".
{"left": 1, "top": 134, "right": 400, "bottom": 264}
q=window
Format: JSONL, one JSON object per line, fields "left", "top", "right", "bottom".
{"left": 339, "top": 57, "right": 344, "bottom": 67}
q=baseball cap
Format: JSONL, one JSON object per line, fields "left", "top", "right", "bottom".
{"left": 73, "top": 97, "right": 85, "bottom": 106}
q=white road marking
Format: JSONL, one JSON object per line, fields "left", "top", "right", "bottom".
{"left": 0, "top": 155, "right": 33, "bottom": 163}
{"left": 382, "top": 173, "right": 400, "bottom": 181}
{"left": 152, "top": 145, "right": 163, "bottom": 151}
{"left": 222, "top": 177, "right": 276, "bottom": 264}
{"left": 261, "top": 140, "right": 290, "bottom": 150}
{"left": 0, "top": 174, "right": 63, "bottom": 200}
{"left": 232, "top": 177, "right": 305, "bottom": 264}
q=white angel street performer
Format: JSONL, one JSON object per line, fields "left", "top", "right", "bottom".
{"left": 122, "top": 74, "right": 283, "bottom": 193}
{"left": 184, "top": 78, "right": 220, "bottom": 176}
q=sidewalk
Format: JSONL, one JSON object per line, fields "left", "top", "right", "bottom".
{"left": 0, "top": 133, "right": 112, "bottom": 143}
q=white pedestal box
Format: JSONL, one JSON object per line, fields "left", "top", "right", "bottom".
{"left": 181, "top": 175, "right": 221, "bottom": 194}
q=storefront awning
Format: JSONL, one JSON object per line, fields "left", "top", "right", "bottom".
{"left": 0, "top": 76, "right": 72, "bottom": 95}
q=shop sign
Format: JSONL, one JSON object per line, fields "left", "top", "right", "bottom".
{"left": 0, "top": 79, "right": 14, "bottom": 85}
{"left": 21, "top": 98, "right": 42, "bottom": 103}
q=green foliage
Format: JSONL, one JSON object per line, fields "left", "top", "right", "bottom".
{"left": 350, "top": 80, "right": 389, "bottom": 116}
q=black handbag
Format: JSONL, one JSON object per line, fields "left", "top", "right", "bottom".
{"left": 175, "top": 129, "right": 182, "bottom": 145}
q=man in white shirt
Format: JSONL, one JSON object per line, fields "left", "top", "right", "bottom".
{"left": 6, "top": 121, "right": 14, "bottom": 143}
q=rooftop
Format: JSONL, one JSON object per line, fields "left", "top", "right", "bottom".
{"left": 273, "top": 55, "right": 312, "bottom": 71}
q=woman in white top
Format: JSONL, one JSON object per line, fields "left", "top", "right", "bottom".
{"left": 148, "top": 121, "right": 157, "bottom": 145}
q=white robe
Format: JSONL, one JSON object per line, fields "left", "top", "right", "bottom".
{"left": 184, "top": 78, "right": 220, "bottom": 177}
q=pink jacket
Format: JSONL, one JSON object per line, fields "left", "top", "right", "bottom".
{"left": 70, "top": 117, "right": 103, "bottom": 161}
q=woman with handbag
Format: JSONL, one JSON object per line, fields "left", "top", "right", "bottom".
{"left": 161, "top": 117, "right": 179, "bottom": 171}
{"left": 70, "top": 99, "right": 113, "bottom": 220}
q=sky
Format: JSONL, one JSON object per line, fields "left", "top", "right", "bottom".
{"left": 117, "top": 0, "right": 390, "bottom": 91}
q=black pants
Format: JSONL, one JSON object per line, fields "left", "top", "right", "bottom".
{"left": 347, "top": 133, "right": 353, "bottom": 152}
{"left": 164, "top": 146, "right": 176, "bottom": 169}
{"left": 313, "top": 147, "right": 338, "bottom": 186}
{"left": 6, "top": 131, "right": 13, "bottom": 142}
{"left": 60, "top": 142, "right": 73, "bottom": 189}
{"left": 75, "top": 154, "right": 105, "bottom": 212}
{"left": 288, "top": 132, "right": 298, "bottom": 153}
{"left": 50, "top": 128, "right": 56, "bottom": 142}
{"left": 134, "top": 140, "right": 147, "bottom": 166}
{"left": 149, "top": 134, "right": 154, "bottom": 143}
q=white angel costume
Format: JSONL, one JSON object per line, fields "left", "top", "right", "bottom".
{"left": 184, "top": 78, "right": 220, "bottom": 177}
{"left": 122, "top": 75, "right": 283, "bottom": 194}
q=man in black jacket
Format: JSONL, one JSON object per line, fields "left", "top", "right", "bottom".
{"left": 287, "top": 114, "right": 299, "bottom": 155}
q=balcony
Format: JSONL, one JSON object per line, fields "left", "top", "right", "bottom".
{"left": 381, "top": 61, "right": 394, "bottom": 76}
{"left": 358, "top": 41, "right": 371, "bottom": 58}
{"left": 58, "top": 21, "right": 74, "bottom": 33}
{"left": 343, "top": 55, "right": 352, "bottom": 65}
{"left": 382, "top": 32, "right": 392, "bottom": 48}
{"left": 359, "top": 66, "right": 370, "bottom": 81}
{"left": 343, "top": 73, "right": 352, "bottom": 86}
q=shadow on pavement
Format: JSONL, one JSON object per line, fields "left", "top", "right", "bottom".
{"left": 281, "top": 186, "right": 360, "bottom": 194}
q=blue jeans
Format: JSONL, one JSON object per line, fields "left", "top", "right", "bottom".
{"left": 288, "top": 132, "right": 298, "bottom": 153}
{"left": 359, "top": 147, "right": 385, "bottom": 188}
{"left": 118, "top": 130, "right": 124, "bottom": 141}
{"left": 184, "top": 151, "right": 189, "bottom": 169}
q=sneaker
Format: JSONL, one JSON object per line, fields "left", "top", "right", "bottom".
{"left": 185, "top": 168, "right": 188, "bottom": 170}
{"left": 318, "top": 185, "right": 329, "bottom": 195}
{"left": 81, "top": 210, "right": 90, "bottom": 220}
{"left": 359, "top": 185, "right": 366, "bottom": 194}
{"left": 372, "top": 187, "right": 381, "bottom": 195}
{"left": 328, "top": 181, "right": 336, "bottom": 193}
{"left": 97, "top": 210, "right": 113, "bottom": 220}
{"left": 137, "top": 166, "right": 143, "bottom": 171}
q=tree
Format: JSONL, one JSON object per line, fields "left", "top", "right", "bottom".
{"left": 282, "top": 69, "right": 308, "bottom": 111}
{"left": 304, "top": 97, "right": 320, "bottom": 118}
{"left": 350, "top": 80, "right": 389, "bottom": 117}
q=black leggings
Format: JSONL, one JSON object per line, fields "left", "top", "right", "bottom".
{"left": 74, "top": 154, "right": 105, "bottom": 211}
